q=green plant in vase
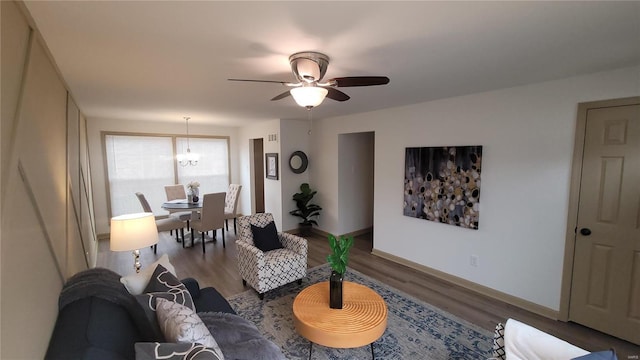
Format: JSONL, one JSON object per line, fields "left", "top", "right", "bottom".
{"left": 326, "top": 234, "right": 354, "bottom": 309}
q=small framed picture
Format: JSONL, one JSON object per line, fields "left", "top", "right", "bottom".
{"left": 265, "top": 153, "right": 279, "bottom": 180}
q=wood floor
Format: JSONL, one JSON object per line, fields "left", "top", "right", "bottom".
{"left": 97, "top": 228, "right": 640, "bottom": 358}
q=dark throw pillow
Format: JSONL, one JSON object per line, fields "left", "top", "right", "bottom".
{"left": 251, "top": 221, "right": 282, "bottom": 252}
{"left": 135, "top": 264, "right": 195, "bottom": 341}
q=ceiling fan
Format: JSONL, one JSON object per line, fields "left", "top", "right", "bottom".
{"left": 228, "top": 51, "right": 389, "bottom": 109}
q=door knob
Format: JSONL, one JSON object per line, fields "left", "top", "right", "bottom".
{"left": 580, "top": 228, "right": 592, "bottom": 236}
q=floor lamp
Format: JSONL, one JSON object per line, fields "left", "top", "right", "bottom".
{"left": 110, "top": 212, "right": 159, "bottom": 273}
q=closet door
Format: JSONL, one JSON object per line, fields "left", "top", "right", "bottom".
{"left": 569, "top": 102, "right": 640, "bottom": 345}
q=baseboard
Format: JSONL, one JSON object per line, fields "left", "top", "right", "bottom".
{"left": 371, "top": 248, "right": 560, "bottom": 320}
{"left": 341, "top": 227, "right": 373, "bottom": 238}
{"left": 312, "top": 227, "right": 329, "bottom": 237}
{"left": 284, "top": 227, "right": 327, "bottom": 237}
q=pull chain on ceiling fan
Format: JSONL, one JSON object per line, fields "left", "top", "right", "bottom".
{"left": 229, "top": 51, "right": 389, "bottom": 109}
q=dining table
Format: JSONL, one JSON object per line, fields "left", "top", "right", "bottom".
{"left": 161, "top": 199, "right": 203, "bottom": 211}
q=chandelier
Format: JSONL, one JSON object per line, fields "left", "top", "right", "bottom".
{"left": 177, "top": 116, "right": 199, "bottom": 166}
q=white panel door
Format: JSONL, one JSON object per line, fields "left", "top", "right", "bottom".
{"left": 569, "top": 104, "right": 640, "bottom": 344}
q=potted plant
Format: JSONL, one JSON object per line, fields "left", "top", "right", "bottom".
{"left": 289, "top": 183, "right": 322, "bottom": 236}
{"left": 326, "top": 234, "right": 354, "bottom": 309}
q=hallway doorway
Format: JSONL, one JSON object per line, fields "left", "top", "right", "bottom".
{"left": 251, "top": 138, "right": 265, "bottom": 213}
{"left": 338, "top": 131, "right": 375, "bottom": 238}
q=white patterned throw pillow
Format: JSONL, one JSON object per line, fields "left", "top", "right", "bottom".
{"left": 135, "top": 342, "right": 223, "bottom": 360}
{"left": 155, "top": 298, "right": 224, "bottom": 360}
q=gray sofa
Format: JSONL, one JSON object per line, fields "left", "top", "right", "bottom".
{"left": 45, "top": 267, "right": 284, "bottom": 360}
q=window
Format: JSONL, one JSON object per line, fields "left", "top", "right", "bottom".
{"left": 176, "top": 137, "right": 229, "bottom": 196}
{"left": 104, "top": 133, "right": 230, "bottom": 217}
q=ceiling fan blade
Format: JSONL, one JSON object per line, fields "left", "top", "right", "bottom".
{"left": 270, "top": 91, "right": 291, "bottom": 101}
{"left": 330, "top": 76, "right": 390, "bottom": 87}
{"left": 228, "top": 78, "right": 291, "bottom": 85}
{"left": 326, "top": 87, "right": 350, "bottom": 102}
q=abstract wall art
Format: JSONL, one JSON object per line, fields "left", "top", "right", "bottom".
{"left": 403, "top": 146, "right": 482, "bottom": 229}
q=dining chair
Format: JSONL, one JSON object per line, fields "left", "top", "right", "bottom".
{"left": 165, "top": 184, "right": 186, "bottom": 201}
{"left": 135, "top": 192, "right": 185, "bottom": 252}
{"left": 190, "top": 192, "right": 226, "bottom": 253}
{"left": 164, "top": 184, "right": 193, "bottom": 224}
{"left": 224, "top": 184, "right": 242, "bottom": 234}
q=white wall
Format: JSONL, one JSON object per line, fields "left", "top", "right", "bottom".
{"left": 280, "top": 119, "right": 311, "bottom": 232}
{"left": 237, "top": 119, "right": 283, "bottom": 227}
{"left": 312, "top": 65, "right": 640, "bottom": 312}
{"left": 236, "top": 118, "right": 311, "bottom": 231}
{"left": 1, "top": 1, "right": 95, "bottom": 357}
{"left": 1, "top": 28, "right": 68, "bottom": 359}
{"left": 87, "top": 117, "right": 240, "bottom": 235}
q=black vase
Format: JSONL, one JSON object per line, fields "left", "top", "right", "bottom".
{"left": 329, "top": 270, "right": 343, "bottom": 309}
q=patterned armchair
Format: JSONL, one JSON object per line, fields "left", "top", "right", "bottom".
{"left": 236, "top": 213, "right": 307, "bottom": 299}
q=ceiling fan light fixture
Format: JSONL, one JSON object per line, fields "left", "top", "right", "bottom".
{"left": 229, "top": 51, "right": 388, "bottom": 106}
{"left": 289, "top": 51, "right": 329, "bottom": 82}
{"left": 295, "top": 58, "right": 321, "bottom": 82}
{"left": 290, "top": 86, "right": 328, "bottom": 108}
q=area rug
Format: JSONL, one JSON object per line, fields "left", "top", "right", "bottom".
{"left": 227, "top": 264, "right": 493, "bottom": 359}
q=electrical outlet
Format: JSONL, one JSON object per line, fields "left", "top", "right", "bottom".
{"left": 470, "top": 255, "right": 479, "bottom": 267}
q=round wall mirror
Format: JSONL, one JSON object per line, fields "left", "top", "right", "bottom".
{"left": 289, "top": 151, "right": 308, "bottom": 174}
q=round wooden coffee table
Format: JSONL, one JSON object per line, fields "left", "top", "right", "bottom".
{"left": 293, "top": 281, "right": 387, "bottom": 359}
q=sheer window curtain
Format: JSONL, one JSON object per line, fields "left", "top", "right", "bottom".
{"left": 105, "top": 135, "right": 174, "bottom": 216}
{"left": 105, "top": 134, "right": 230, "bottom": 218}
{"left": 177, "top": 137, "right": 230, "bottom": 195}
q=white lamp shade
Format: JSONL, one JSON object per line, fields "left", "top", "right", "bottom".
{"left": 290, "top": 86, "right": 328, "bottom": 108}
{"left": 110, "top": 212, "right": 159, "bottom": 251}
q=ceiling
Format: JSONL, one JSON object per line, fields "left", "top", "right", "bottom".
{"left": 23, "top": 1, "right": 640, "bottom": 127}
